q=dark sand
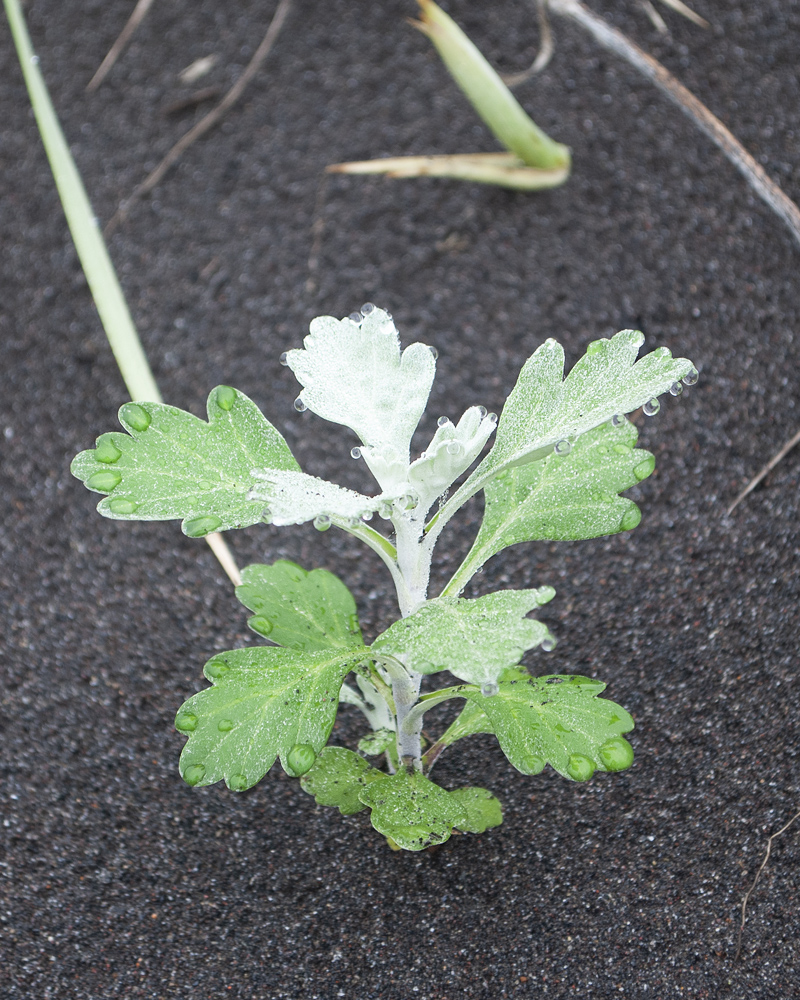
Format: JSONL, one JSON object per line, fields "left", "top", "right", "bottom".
{"left": 1, "top": 1, "right": 798, "bottom": 996}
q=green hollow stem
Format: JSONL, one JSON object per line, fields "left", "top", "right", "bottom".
{"left": 4, "top": 0, "right": 160, "bottom": 404}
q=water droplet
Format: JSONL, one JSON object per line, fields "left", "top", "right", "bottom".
{"left": 217, "top": 718, "right": 235, "bottom": 732}
{"left": 94, "top": 436, "right": 121, "bottom": 464}
{"left": 521, "top": 755, "right": 545, "bottom": 775}
{"left": 184, "top": 515, "right": 222, "bottom": 538}
{"left": 633, "top": 457, "right": 655, "bottom": 481}
{"left": 351, "top": 447, "right": 362, "bottom": 459}
{"left": 360, "top": 302, "right": 376, "bottom": 315}
{"left": 313, "top": 514, "right": 331, "bottom": 532}
{"left": 554, "top": 440, "right": 571, "bottom": 456}
{"left": 642, "top": 398, "right": 660, "bottom": 417}
{"left": 586, "top": 340, "right": 604, "bottom": 355}
{"left": 279, "top": 352, "right": 289, "bottom": 366}
{"left": 428, "top": 346, "right": 438, "bottom": 360}
{"left": 620, "top": 507, "right": 641, "bottom": 531}
{"left": 487, "top": 412, "right": 497, "bottom": 424}
{"left": 541, "top": 636, "right": 556, "bottom": 652}
{"left": 598, "top": 737, "right": 634, "bottom": 772}
{"left": 197, "top": 480, "right": 213, "bottom": 491}
{"left": 175, "top": 711, "right": 198, "bottom": 732}
{"left": 669, "top": 381, "right": 683, "bottom": 396}
{"left": 611, "top": 414, "right": 624, "bottom": 427}
{"left": 261, "top": 506, "right": 273, "bottom": 523}
{"left": 361, "top": 510, "right": 373, "bottom": 521}
{"left": 182, "top": 763, "right": 206, "bottom": 786}
{"left": 683, "top": 367, "right": 699, "bottom": 386}
{"left": 478, "top": 406, "right": 487, "bottom": 419}
{"left": 566, "top": 754, "right": 595, "bottom": 782}
{"left": 437, "top": 416, "right": 449, "bottom": 427}
{"left": 293, "top": 397, "right": 307, "bottom": 412}
{"left": 286, "top": 744, "right": 316, "bottom": 776}
{"left": 348, "top": 613, "right": 360, "bottom": 633}
{"left": 384, "top": 311, "right": 393, "bottom": 321}
{"left": 654, "top": 346, "right": 672, "bottom": 359}
{"left": 121, "top": 403, "right": 151, "bottom": 432}
{"left": 250, "top": 616, "right": 273, "bottom": 635}
{"left": 446, "top": 441, "right": 461, "bottom": 456}
{"left": 378, "top": 501, "right": 393, "bottom": 519}
{"left": 216, "top": 385, "right": 236, "bottom": 411}
{"left": 613, "top": 444, "right": 632, "bottom": 456}
{"left": 87, "top": 470, "right": 122, "bottom": 492}
{"left": 400, "top": 492, "right": 418, "bottom": 511}
{"left": 348, "top": 311, "right": 363, "bottom": 323}
{"left": 481, "top": 681, "right": 499, "bottom": 697}
{"left": 30, "top": 54, "right": 40, "bottom": 65}
{"left": 205, "top": 658, "right": 230, "bottom": 679}
{"left": 108, "top": 498, "right": 138, "bottom": 515}
{"left": 228, "top": 773, "right": 248, "bottom": 792}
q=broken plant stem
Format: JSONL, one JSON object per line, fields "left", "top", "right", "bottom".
{"left": 726, "top": 426, "right": 800, "bottom": 515}
{"left": 86, "top": 0, "right": 157, "bottom": 92}
{"left": 736, "top": 808, "right": 800, "bottom": 960}
{"left": 106, "top": 0, "right": 293, "bottom": 235}
{"left": 548, "top": 0, "right": 800, "bottom": 248}
{"left": 501, "top": 0, "right": 555, "bottom": 86}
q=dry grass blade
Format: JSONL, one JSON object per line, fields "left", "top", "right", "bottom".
{"left": 640, "top": 0, "right": 669, "bottom": 35}
{"left": 736, "top": 809, "right": 800, "bottom": 960}
{"left": 105, "top": 0, "right": 293, "bottom": 236}
{"left": 501, "top": 0, "right": 554, "bottom": 86}
{"left": 726, "top": 426, "right": 800, "bottom": 515}
{"left": 657, "top": 0, "right": 710, "bottom": 30}
{"left": 549, "top": 0, "right": 800, "bottom": 249}
{"left": 86, "top": 0, "right": 157, "bottom": 92}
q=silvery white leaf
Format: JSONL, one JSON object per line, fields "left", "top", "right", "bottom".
{"left": 248, "top": 469, "right": 379, "bottom": 526}
{"left": 285, "top": 309, "right": 436, "bottom": 476}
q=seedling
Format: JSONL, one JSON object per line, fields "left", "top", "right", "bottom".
{"left": 72, "top": 306, "right": 696, "bottom": 850}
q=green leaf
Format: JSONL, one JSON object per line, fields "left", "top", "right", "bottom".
{"left": 357, "top": 728, "right": 397, "bottom": 756}
{"left": 448, "top": 420, "right": 653, "bottom": 590}
{"left": 175, "top": 646, "right": 365, "bottom": 791}
{"left": 71, "top": 387, "right": 299, "bottom": 535}
{"left": 285, "top": 307, "right": 436, "bottom": 494}
{"left": 433, "top": 332, "right": 693, "bottom": 539}
{"left": 236, "top": 561, "right": 363, "bottom": 650}
{"left": 372, "top": 589, "right": 554, "bottom": 685}
{"left": 300, "top": 747, "right": 387, "bottom": 815}
{"left": 358, "top": 770, "right": 501, "bottom": 850}
{"left": 437, "top": 666, "right": 530, "bottom": 746}
{"left": 447, "top": 787, "right": 503, "bottom": 834}
{"left": 461, "top": 675, "right": 634, "bottom": 781}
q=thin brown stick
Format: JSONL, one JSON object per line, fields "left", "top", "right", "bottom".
{"left": 86, "top": 0, "right": 157, "bottom": 93}
{"left": 501, "top": 0, "right": 554, "bottom": 86}
{"left": 548, "top": 0, "right": 800, "bottom": 248}
{"left": 736, "top": 808, "right": 800, "bottom": 960}
{"left": 105, "top": 0, "right": 293, "bottom": 236}
{"left": 162, "top": 86, "right": 222, "bottom": 117}
{"left": 726, "top": 426, "right": 800, "bottom": 515}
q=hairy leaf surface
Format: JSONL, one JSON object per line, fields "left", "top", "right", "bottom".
{"left": 449, "top": 420, "right": 653, "bottom": 588}
{"left": 300, "top": 747, "right": 387, "bottom": 815}
{"left": 247, "top": 468, "right": 380, "bottom": 525}
{"left": 176, "top": 646, "right": 364, "bottom": 791}
{"left": 436, "top": 332, "right": 692, "bottom": 534}
{"left": 236, "top": 561, "right": 363, "bottom": 650}
{"left": 358, "top": 770, "right": 501, "bottom": 850}
{"left": 71, "top": 387, "right": 299, "bottom": 535}
{"left": 372, "top": 589, "right": 554, "bottom": 684}
{"left": 437, "top": 666, "right": 530, "bottom": 746}
{"left": 462, "top": 675, "right": 634, "bottom": 781}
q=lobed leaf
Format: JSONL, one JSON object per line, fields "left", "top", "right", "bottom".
{"left": 372, "top": 589, "right": 554, "bottom": 685}
{"left": 71, "top": 386, "right": 299, "bottom": 535}
{"left": 358, "top": 769, "right": 502, "bottom": 850}
{"left": 437, "top": 666, "right": 530, "bottom": 747}
{"left": 448, "top": 419, "right": 653, "bottom": 590}
{"left": 461, "top": 675, "right": 634, "bottom": 781}
{"left": 175, "top": 646, "right": 365, "bottom": 791}
{"left": 300, "top": 747, "right": 387, "bottom": 815}
{"left": 434, "top": 332, "right": 693, "bottom": 538}
{"left": 246, "top": 468, "right": 380, "bottom": 526}
{"left": 236, "top": 561, "right": 364, "bottom": 650}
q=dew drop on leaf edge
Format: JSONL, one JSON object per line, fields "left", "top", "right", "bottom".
{"left": 286, "top": 744, "right": 316, "bottom": 776}
{"left": 541, "top": 636, "right": 556, "bottom": 652}
{"left": 566, "top": 754, "right": 595, "bottom": 782}
{"left": 250, "top": 615, "right": 273, "bottom": 635}
{"left": 294, "top": 397, "right": 307, "bottom": 412}
{"left": 87, "top": 470, "right": 122, "bottom": 492}
{"left": 480, "top": 681, "right": 499, "bottom": 698}
{"left": 521, "top": 755, "right": 545, "bottom": 775}
{"left": 554, "top": 439, "right": 571, "bottom": 456}
{"left": 683, "top": 367, "right": 699, "bottom": 386}
{"left": 107, "top": 498, "right": 138, "bottom": 515}
{"left": 205, "top": 658, "right": 230, "bottom": 679}
{"left": 620, "top": 507, "right": 642, "bottom": 531}
{"left": 216, "top": 385, "right": 236, "bottom": 411}
{"left": 228, "top": 773, "right": 248, "bottom": 792}
{"left": 633, "top": 456, "right": 655, "bottom": 482}
{"left": 642, "top": 397, "right": 660, "bottom": 417}
{"left": 217, "top": 718, "right": 235, "bottom": 732}
{"left": 175, "top": 711, "right": 198, "bottom": 732}
{"left": 183, "top": 764, "right": 206, "bottom": 786}
{"left": 94, "top": 437, "right": 122, "bottom": 464}
{"left": 669, "top": 381, "right": 683, "bottom": 396}
{"left": 183, "top": 515, "right": 223, "bottom": 538}
{"left": 121, "top": 403, "right": 151, "bottom": 432}
{"left": 313, "top": 514, "right": 331, "bottom": 531}
{"left": 598, "top": 737, "right": 634, "bottom": 772}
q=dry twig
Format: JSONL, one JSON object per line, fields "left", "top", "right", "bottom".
{"left": 501, "top": 0, "right": 554, "bottom": 86}
{"left": 657, "top": 0, "right": 709, "bottom": 30}
{"left": 726, "top": 427, "right": 800, "bottom": 515}
{"left": 105, "top": 0, "right": 293, "bottom": 236}
{"left": 86, "top": 0, "right": 157, "bottom": 92}
{"left": 736, "top": 809, "right": 800, "bottom": 960}
{"left": 548, "top": 0, "right": 800, "bottom": 248}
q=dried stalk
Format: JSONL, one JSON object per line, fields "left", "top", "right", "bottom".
{"left": 86, "top": 0, "right": 157, "bottom": 92}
